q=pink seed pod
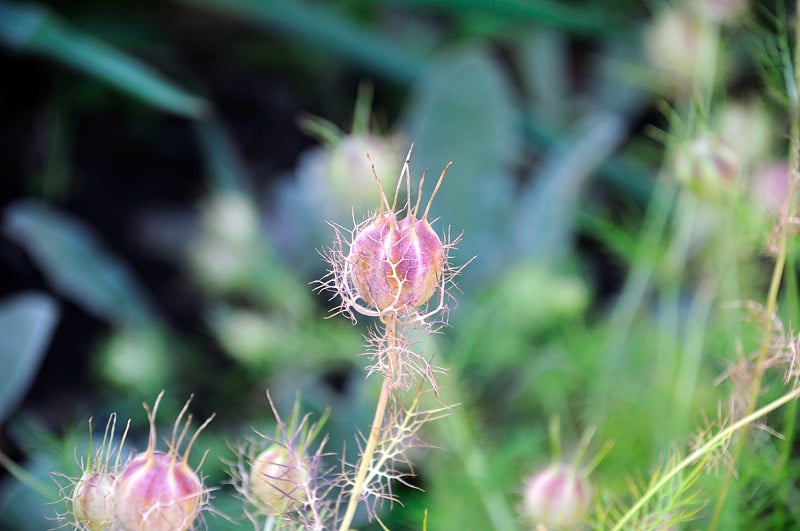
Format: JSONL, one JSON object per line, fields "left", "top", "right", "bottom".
{"left": 249, "top": 445, "right": 309, "bottom": 516}
{"left": 673, "top": 136, "right": 739, "bottom": 200}
{"left": 693, "top": 0, "right": 749, "bottom": 24}
{"left": 350, "top": 210, "right": 444, "bottom": 312}
{"left": 72, "top": 471, "right": 116, "bottom": 531}
{"left": 645, "top": 8, "right": 708, "bottom": 90}
{"left": 521, "top": 464, "right": 591, "bottom": 530}
{"left": 65, "top": 412, "right": 130, "bottom": 531}
{"left": 345, "top": 149, "right": 450, "bottom": 315}
{"left": 114, "top": 392, "right": 214, "bottom": 531}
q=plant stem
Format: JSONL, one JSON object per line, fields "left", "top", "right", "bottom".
{"left": 612, "top": 385, "right": 800, "bottom": 531}
{"left": 338, "top": 315, "right": 396, "bottom": 531}
{"left": 708, "top": 13, "right": 800, "bottom": 526}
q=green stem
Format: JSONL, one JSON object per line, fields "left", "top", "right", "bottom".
{"left": 707, "top": 191, "right": 789, "bottom": 530}
{"left": 708, "top": 16, "right": 800, "bottom": 527}
{"left": 0, "top": 449, "right": 55, "bottom": 500}
{"left": 612, "top": 385, "right": 800, "bottom": 531}
{"left": 660, "top": 193, "right": 697, "bottom": 437}
{"left": 337, "top": 316, "right": 396, "bottom": 531}
{"left": 594, "top": 178, "right": 676, "bottom": 419}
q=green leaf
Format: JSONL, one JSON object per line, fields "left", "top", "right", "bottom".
{"left": 360, "top": 0, "right": 625, "bottom": 37}
{"left": 512, "top": 111, "right": 628, "bottom": 263}
{"left": 175, "top": 0, "right": 423, "bottom": 83}
{"left": 0, "top": 1, "right": 207, "bottom": 117}
{"left": 0, "top": 293, "right": 59, "bottom": 425}
{"left": 404, "top": 46, "right": 520, "bottom": 285}
{"left": 4, "top": 201, "right": 156, "bottom": 327}
{"left": 194, "top": 118, "right": 252, "bottom": 193}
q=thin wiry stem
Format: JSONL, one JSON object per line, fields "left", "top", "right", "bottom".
{"left": 613, "top": 385, "right": 800, "bottom": 531}
{"left": 338, "top": 315, "right": 397, "bottom": 531}
{"left": 708, "top": 13, "right": 800, "bottom": 527}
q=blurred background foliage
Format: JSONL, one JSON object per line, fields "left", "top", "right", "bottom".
{"left": 0, "top": 0, "right": 797, "bottom": 529}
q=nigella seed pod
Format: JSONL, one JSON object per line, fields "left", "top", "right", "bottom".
{"left": 63, "top": 412, "right": 129, "bottom": 531}
{"left": 350, "top": 212, "right": 444, "bottom": 312}
{"left": 345, "top": 149, "right": 451, "bottom": 315}
{"left": 72, "top": 472, "right": 116, "bottom": 531}
{"left": 521, "top": 464, "right": 591, "bottom": 530}
{"left": 114, "top": 392, "right": 214, "bottom": 531}
{"left": 673, "top": 136, "right": 739, "bottom": 200}
{"left": 115, "top": 453, "right": 204, "bottom": 531}
{"left": 645, "top": 7, "right": 718, "bottom": 93}
{"left": 250, "top": 445, "right": 309, "bottom": 515}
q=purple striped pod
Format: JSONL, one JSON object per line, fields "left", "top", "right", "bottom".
{"left": 349, "top": 209, "right": 444, "bottom": 313}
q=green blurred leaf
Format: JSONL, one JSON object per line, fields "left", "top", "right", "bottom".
{"left": 94, "top": 326, "right": 172, "bottom": 396}
{"left": 0, "top": 293, "right": 59, "bottom": 425}
{"left": 176, "top": 0, "right": 424, "bottom": 83}
{"left": 363, "top": 0, "right": 626, "bottom": 37}
{"left": 404, "top": 46, "right": 520, "bottom": 285}
{"left": 0, "top": 451, "right": 59, "bottom": 530}
{"left": 513, "top": 111, "right": 627, "bottom": 263}
{"left": 194, "top": 118, "right": 251, "bottom": 193}
{"left": 0, "top": 1, "right": 207, "bottom": 117}
{"left": 4, "top": 201, "right": 156, "bottom": 327}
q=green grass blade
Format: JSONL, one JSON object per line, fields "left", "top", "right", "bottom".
{"left": 360, "top": 0, "right": 625, "bottom": 36}
{"left": 176, "top": 0, "right": 424, "bottom": 83}
{"left": 0, "top": 1, "right": 207, "bottom": 117}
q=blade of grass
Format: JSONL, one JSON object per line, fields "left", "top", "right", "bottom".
{"left": 175, "top": 0, "right": 424, "bottom": 84}
{"left": 0, "top": 1, "right": 207, "bottom": 118}
{"left": 359, "top": 0, "right": 625, "bottom": 37}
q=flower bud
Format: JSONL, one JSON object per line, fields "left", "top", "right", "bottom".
{"left": 114, "top": 393, "right": 212, "bottom": 531}
{"left": 115, "top": 452, "right": 204, "bottom": 531}
{"left": 327, "top": 135, "right": 403, "bottom": 213}
{"left": 692, "top": 0, "right": 749, "bottom": 25}
{"left": 249, "top": 445, "right": 309, "bottom": 515}
{"left": 350, "top": 211, "right": 444, "bottom": 312}
{"left": 320, "top": 147, "right": 455, "bottom": 321}
{"left": 521, "top": 464, "right": 591, "bottom": 530}
{"left": 750, "top": 161, "right": 793, "bottom": 215}
{"left": 645, "top": 8, "right": 717, "bottom": 92}
{"left": 716, "top": 98, "right": 772, "bottom": 168}
{"left": 673, "top": 136, "right": 739, "bottom": 199}
{"left": 189, "top": 193, "right": 261, "bottom": 294}
{"left": 72, "top": 472, "right": 116, "bottom": 531}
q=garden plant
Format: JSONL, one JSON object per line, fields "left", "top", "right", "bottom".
{"left": 1, "top": 0, "right": 800, "bottom": 530}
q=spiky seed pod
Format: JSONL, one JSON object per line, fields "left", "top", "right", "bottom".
{"left": 673, "top": 136, "right": 739, "bottom": 200}
{"left": 115, "top": 452, "right": 204, "bottom": 531}
{"left": 72, "top": 471, "right": 116, "bottom": 531}
{"left": 349, "top": 210, "right": 444, "bottom": 312}
{"left": 693, "top": 0, "right": 749, "bottom": 24}
{"left": 645, "top": 7, "right": 718, "bottom": 92}
{"left": 317, "top": 146, "right": 462, "bottom": 325}
{"left": 751, "top": 161, "right": 792, "bottom": 215}
{"left": 63, "top": 413, "right": 130, "bottom": 531}
{"left": 114, "top": 392, "right": 213, "bottom": 531}
{"left": 521, "top": 464, "right": 592, "bottom": 530}
{"left": 336, "top": 147, "right": 451, "bottom": 319}
{"left": 249, "top": 445, "right": 309, "bottom": 516}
